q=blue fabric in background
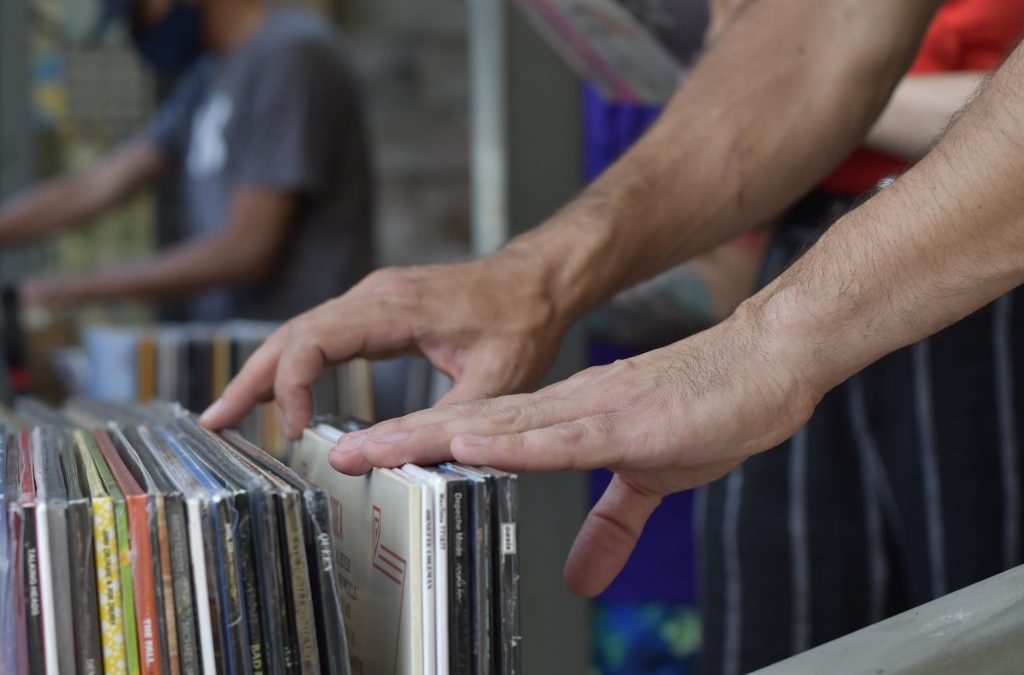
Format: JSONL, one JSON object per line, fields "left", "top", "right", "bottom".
{"left": 588, "top": 343, "right": 698, "bottom": 606}
{"left": 583, "top": 84, "right": 697, "bottom": 607}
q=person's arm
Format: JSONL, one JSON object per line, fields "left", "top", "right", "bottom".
{"left": 21, "top": 188, "right": 295, "bottom": 304}
{"left": 202, "top": 0, "right": 941, "bottom": 437}
{"left": 865, "top": 72, "right": 985, "bottom": 159}
{"left": 327, "top": 39, "right": 1024, "bottom": 599}
{"left": 0, "top": 140, "right": 165, "bottom": 247}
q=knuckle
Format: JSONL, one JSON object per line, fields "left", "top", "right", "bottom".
{"left": 483, "top": 404, "right": 529, "bottom": 428}
{"left": 360, "top": 266, "right": 412, "bottom": 297}
{"left": 554, "top": 421, "right": 588, "bottom": 446}
{"left": 446, "top": 400, "right": 487, "bottom": 420}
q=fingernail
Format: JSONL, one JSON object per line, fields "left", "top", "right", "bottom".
{"left": 329, "top": 450, "right": 371, "bottom": 475}
{"left": 333, "top": 431, "right": 368, "bottom": 453}
{"left": 369, "top": 430, "right": 410, "bottom": 444}
{"left": 455, "top": 434, "right": 492, "bottom": 447}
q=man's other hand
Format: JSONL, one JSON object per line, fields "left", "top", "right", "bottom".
{"left": 201, "top": 250, "right": 572, "bottom": 437}
{"left": 324, "top": 303, "right": 820, "bottom": 597}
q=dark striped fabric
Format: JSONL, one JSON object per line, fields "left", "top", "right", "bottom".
{"left": 698, "top": 192, "right": 1024, "bottom": 674}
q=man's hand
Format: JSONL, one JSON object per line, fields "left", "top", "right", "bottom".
{"left": 201, "top": 249, "right": 573, "bottom": 437}
{"left": 324, "top": 304, "right": 820, "bottom": 597}
{"left": 203, "top": 0, "right": 936, "bottom": 439}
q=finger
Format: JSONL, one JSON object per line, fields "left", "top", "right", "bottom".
{"left": 563, "top": 474, "right": 662, "bottom": 598}
{"left": 332, "top": 391, "right": 595, "bottom": 470}
{"left": 328, "top": 432, "right": 373, "bottom": 475}
{"left": 326, "top": 397, "right": 540, "bottom": 472}
{"left": 449, "top": 414, "right": 628, "bottom": 472}
{"left": 201, "top": 332, "right": 285, "bottom": 429}
{"left": 273, "top": 337, "right": 329, "bottom": 439}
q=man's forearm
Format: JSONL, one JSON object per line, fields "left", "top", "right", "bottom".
{"left": 0, "top": 141, "right": 164, "bottom": 247}
{"left": 0, "top": 175, "right": 94, "bottom": 246}
{"left": 751, "top": 43, "right": 1024, "bottom": 396}
{"left": 504, "top": 0, "right": 940, "bottom": 323}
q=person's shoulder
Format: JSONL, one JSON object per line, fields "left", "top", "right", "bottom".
{"left": 258, "top": 9, "right": 351, "bottom": 64}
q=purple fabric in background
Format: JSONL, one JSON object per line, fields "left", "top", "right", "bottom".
{"left": 584, "top": 86, "right": 697, "bottom": 605}
{"left": 583, "top": 85, "right": 662, "bottom": 181}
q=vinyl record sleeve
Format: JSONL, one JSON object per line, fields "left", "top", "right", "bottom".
{"left": 211, "top": 429, "right": 298, "bottom": 675}
{"left": 32, "top": 428, "right": 77, "bottom": 675}
{"left": 0, "top": 431, "right": 12, "bottom": 675}
{"left": 94, "top": 428, "right": 165, "bottom": 675}
{"left": 397, "top": 466, "right": 438, "bottom": 675}
{"left": 1, "top": 429, "right": 25, "bottom": 675}
{"left": 156, "top": 330, "right": 183, "bottom": 403}
{"left": 157, "top": 427, "right": 250, "bottom": 675}
{"left": 185, "top": 338, "right": 213, "bottom": 413}
{"left": 131, "top": 425, "right": 201, "bottom": 675}
{"left": 482, "top": 470, "right": 521, "bottom": 675}
{"left": 291, "top": 426, "right": 423, "bottom": 675}
{"left": 452, "top": 468, "right": 521, "bottom": 675}
{"left": 175, "top": 419, "right": 276, "bottom": 675}
{"left": 19, "top": 430, "right": 46, "bottom": 675}
{"left": 137, "top": 333, "right": 157, "bottom": 402}
{"left": 431, "top": 467, "right": 474, "bottom": 675}
{"left": 75, "top": 429, "right": 132, "bottom": 675}
{"left": 445, "top": 465, "right": 493, "bottom": 675}
{"left": 5, "top": 429, "right": 30, "bottom": 675}
{"left": 404, "top": 466, "right": 456, "bottom": 675}
{"left": 59, "top": 431, "right": 104, "bottom": 675}
{"left": 225, "top": 429, "right": 348, "bottom": 675}
{"left": 83, "top": 432, "right": 144, "bottom": 675}
{"left": 136, "top": 426, "right": 222, "bottom": 674}
{"left": 211, "top": 332, "right": 232, "bottom": 403}
{"left": 108, "top": 424, "right": 179, "bottom": 675}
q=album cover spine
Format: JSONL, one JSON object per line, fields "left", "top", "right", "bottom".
{"left": 126, "top": 493, "right": 163, "bottom": 675}
{"left": 491, "top": 474, "right": 521, "bottom": 675}
{"left": 434, "top": 479, "right": 450, "bottom": 675}
{"left": 164, "top": 496, "right": 200, "bottom": 675}
{"left": 247, "top": 487, "right": 288, "bottom": 675}
{"left": 235, "top": 495, "right": 268, "bottom": 674}
{"left": 67, "top": 497, "right": 104, "bottom": 675}
{"left": 92, "top": 494, "right": 129, "bottom": 675}
{"left": 276, "top": 498, "right": 303, "bottom": 675}
{"left": 470, "top": 480, "right": 494, "bottom": 675}
{"left": 304, "top": 490, "right": 348, "bottom": 675}
{"left": 209, "top": 497, "right": 249, "bottom": 675}
{"left": 22, "top": 498, "right": 44, "bottom": 675}
{"left": 281, "top": 495, "right": 320, "bottom": 674}
{"left": 449, "top": 481, "right": 473, "bottom": 675}
{"left": 191, "top": 500, "right": 225, "bottom": 674}
{"left": 113, "top": 499, "right": 142, "bottom": 675}
{"left": 43, "top": 499, "right": 76, "bottom": 674}
{"left": 149, "top": 495, "right": 177, "bottom": 675}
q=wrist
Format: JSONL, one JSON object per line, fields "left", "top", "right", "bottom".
{"left": 730, "top": 284, "right": 835, "bottom": 414}
{"left": 501, "top": 209, "right": 623, "bottom": 329}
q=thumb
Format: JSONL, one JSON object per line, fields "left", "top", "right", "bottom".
{"left": 563, "top": 474, "right": 662, "bottom": 598}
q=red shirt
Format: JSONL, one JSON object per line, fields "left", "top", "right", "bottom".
{"left": 821, "top": 0, "right": 1024, "bottom": 195}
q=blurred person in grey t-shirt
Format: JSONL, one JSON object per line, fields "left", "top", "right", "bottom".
{"left": 0, "top": 0, "right": 374, "bottom": 322}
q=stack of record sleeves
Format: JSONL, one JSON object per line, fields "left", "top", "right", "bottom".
{"left": 0, "top": 400, "right": 521, "bottom": 675}
{"left": 81, "top": 322, "right": 375, "bottom": 456}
